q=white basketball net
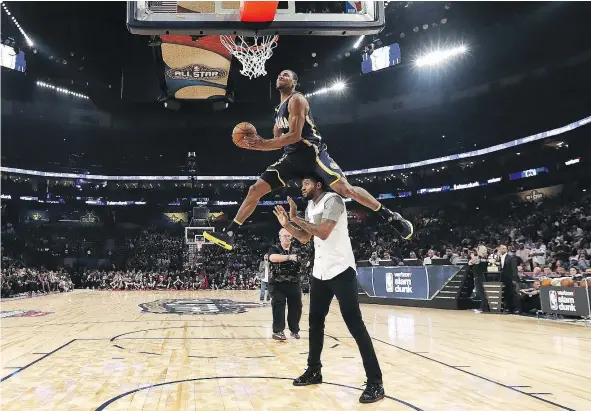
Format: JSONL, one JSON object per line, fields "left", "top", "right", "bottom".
{"left": 220, "top": 35, "right": 279, "bottom": 79}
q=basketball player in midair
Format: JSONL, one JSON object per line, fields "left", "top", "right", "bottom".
{"left": 204, "top": 69, "right": 413, "bottom": 250}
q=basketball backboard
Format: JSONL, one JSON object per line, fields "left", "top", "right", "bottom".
{"left": 185, "top": 226, "right": 214, "bottom": 245}
{"left": 127, "top": 1, "right": 385, "bottom": 36}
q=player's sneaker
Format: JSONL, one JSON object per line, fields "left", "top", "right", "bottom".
{"left": 359, "top": 382, "right": 385, "bottom": 403}
{"left": 272, "top": 331, "right": 287, "bottom": 341}
{"left": 380, "top": 208, "right": 413, "bottom": 240}
{"left": 293, "top": 368, "right": 322, "bottom": 386}
{"left": 290, "top": 332, "right": 300, "bottom": 339}
{"left": 203, "top": 231, "right": 233, "bottom": 250}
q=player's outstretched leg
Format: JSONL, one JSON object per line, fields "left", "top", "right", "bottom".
{"left": 204, "top": 179, "right": 271, "bottom": 250}
{"left": 331, "top": 179, "right": 413, "bottom": 240}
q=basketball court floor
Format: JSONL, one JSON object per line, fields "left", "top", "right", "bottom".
{"left": 1, "top": 290, "right": 590, "bottom": 410}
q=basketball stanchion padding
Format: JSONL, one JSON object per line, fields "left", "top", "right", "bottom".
{"left": 240, "top": 1, "right": 280, "bottom": 23}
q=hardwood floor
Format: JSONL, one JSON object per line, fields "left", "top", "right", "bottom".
{"left": 1, "top": 290, "right": 590, "bottom": 410}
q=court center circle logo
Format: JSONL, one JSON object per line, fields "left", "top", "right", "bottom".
{"left": 140, "top": 299, "right": 263, "bottom": 315}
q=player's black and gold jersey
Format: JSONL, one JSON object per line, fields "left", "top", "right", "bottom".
{"left": 274, "top": 92, "right": 324, "bottom": 153}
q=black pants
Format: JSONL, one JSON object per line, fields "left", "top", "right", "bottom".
{"left": 308, "top": 267, "right": 382, "bottom": 384}
{"left": 269, "top": 282, "right": 302, "bottom": 334}
{"left": 521, "top": 293, "right": 541, "bottom": 313}
{"left": 473, "top": 263, "right": 490, "bottom": 312}
{"left": 502, "top": 276, "right": 521, "bottom": 312}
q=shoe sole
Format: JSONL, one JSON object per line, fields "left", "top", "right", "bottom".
{"left": 359, "top": 394, "right": 385, "bottom": 403}
{"left": 402, "top": 220, "right": 413, "bottom": 240}
{"left": 272, "top": 335, "right": 287, "bottom": 341}
{"left": 293, "top": 380, "right": 322, "bottom": 387}
{"left": 203, "top": 232, "right": 233, "bottom": 250}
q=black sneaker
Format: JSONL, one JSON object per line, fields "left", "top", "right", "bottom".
{"left": 203, "top": 231, "right": 233, "bottom": 250}
{"left": 293, "top": 368, "right": 322, "bottom": 386}
{"left": 381, "top": 208, "right": 413, "bottom": 240}
{"left": 359, "top": 382, "right": 385, "bottom": 403}
{"left": 290, "top": 332, "right": 300, "bottom": 339}
{"left": 272, "top": 331, "right": 287, "bottom": 341}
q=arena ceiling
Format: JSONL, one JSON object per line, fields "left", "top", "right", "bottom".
{"left": 4, "top": 2, "right": 584, "bottom": 105}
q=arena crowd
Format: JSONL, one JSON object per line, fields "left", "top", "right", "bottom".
{"left": 2, "top": 192, "right": 590, "bottom": 305}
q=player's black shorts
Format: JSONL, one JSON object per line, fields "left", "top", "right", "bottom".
{"left": 260, "top": 143, "right": 345, "bottom": 191}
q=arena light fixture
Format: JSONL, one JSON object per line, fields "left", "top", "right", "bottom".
{"left": 305, "top": 81, "right": 346, "bottom": 98}
{"left": 415, "top": 44, "right": 467, "bottom": 67}
{"left": 2, "top": 115, "right": 591, "bottom": 181}
{"left": 1, "top": 2, "right": 33, "bottom": 46}
{"left": 0, "top": 164, "right": 549, "bottom": 204}
{"left": 36, "top": 80, "right": 89, "bottom": 99}
{"left": 565, "top": 158, "right": 580, "bottom": 166}
{"left": 353, "top": 35, "right": 365, "bottom": 49}
{"left": 331, "top": 81, "right": 346, "bottom": 91}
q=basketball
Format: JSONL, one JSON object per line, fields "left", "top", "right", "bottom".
{"left": 232, "top": 122, "right": 256, "bottom": 148}
{"left": 540, "top": 278, "right": 552, "bottom": 287}
{"left": 560, "top": 278, "right": 575, "bottom": 287}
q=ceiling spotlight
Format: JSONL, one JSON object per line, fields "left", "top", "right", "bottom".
{"left": 353, "top": 35, "right": 365, "bottom": 49}
{"left": 415, "top": 44, "right": 468, "bottom": 67}
{"left": 423, "top": 24, "right": 429, "bottom": 30}
{"left": 311, "top": 52, "right": 316, "bottom": 57}
{"left": 313, "top": 62, "right": 318, "bottom": 67}
{"left": 413, "top": 26, "right": 419, "bottom": 32}
{"left": 331, "top": 81, "right": 346, "bottom": 91}
{"left": 63, "top": 60, "right": 67, "bottom": 65}
{"left": 344, "top": 51, "right": 350, "bottom": 57}
{"left": 70, "top": 52, "right": 74, "bottom": 56}
{"left": 441, "top": 18, "right": 448, "bottom": 24}
{"left": 49, "top": 55, "right": 54, "bottom": 60}
{"left": 400, "top": 32, "right": 405, "bottom": 38}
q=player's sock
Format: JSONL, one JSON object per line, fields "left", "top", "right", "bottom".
{"left": 374, "top": 203, "right": 398, "bottom": 221}
{"left": 225, "top": 219, "right": 243, "bottom": 237}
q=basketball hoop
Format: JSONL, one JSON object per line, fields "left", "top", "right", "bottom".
{"left": 220, "top": 35, "right": 279, "bottom": 79}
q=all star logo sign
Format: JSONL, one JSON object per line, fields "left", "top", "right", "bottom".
{"left": 166, "top": 64, "right": 228, "bottom": 81}
{"left": 139, "top": 299, "right": 262, "bottom": 315}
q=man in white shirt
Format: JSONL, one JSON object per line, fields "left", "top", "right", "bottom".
{"left": 273, "top": 175, "right": 384, "bottom": 404}
{"left": 515, "top": 244, "right": 531, "bottom": 271}
{"left": 257, "top": 254, "right": 271, "bottom": 302}
{"left": 530, "top": 242, "right": 546, "bottom": 268}
{"left": 369, "top": 252, "right": 380, "bottom": 266}
{"left": 423, "top": 249, "right": 434, "bottom": 265}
